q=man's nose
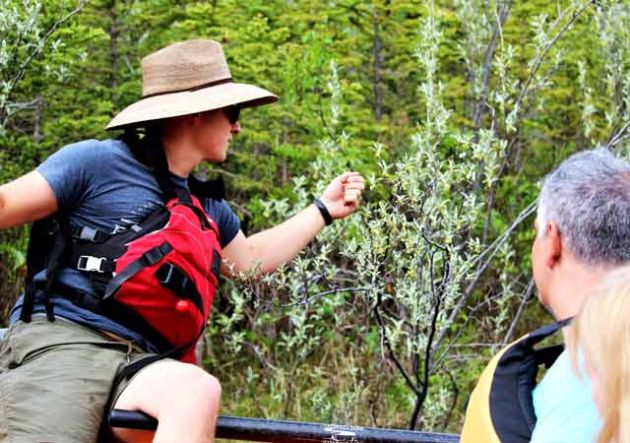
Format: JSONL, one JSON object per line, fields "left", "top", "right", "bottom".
{"left": 231, "top": 122, "right": 241, "bottom": 134}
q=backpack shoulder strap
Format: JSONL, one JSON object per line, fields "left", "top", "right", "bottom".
{"left": 122, "top": 130, "right": 176, "bottom": 202}
{"left": 22, "top": 216, "right": 71, "bottom": 322}
{"left": 487, "top": 320, "right": 570, "bottom": 441}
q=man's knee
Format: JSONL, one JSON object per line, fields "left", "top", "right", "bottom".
{"left": 179, "top": 368, "right": 221, "bottom": 411}
{"left": 115, "top": 360, "right": 221, "bottom": 417}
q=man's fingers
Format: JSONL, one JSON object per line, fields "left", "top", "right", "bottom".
{"left": 344, "top": 180, "right": 365, "bottom": 191}
{"left": 344, "top": 188, "right": 362, "bottom": 204}
{"left": 341, "top": 173, "right": 365, "bottom": 187}
{"left": 332, "top": 172, "right": 365, "bottom": 206}
{"left": 340, "top": 171, "right": 362, "bottom": 183}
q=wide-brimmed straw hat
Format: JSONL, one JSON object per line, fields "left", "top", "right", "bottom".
{"left": 106, "top": 39, "right": 277, "bottom": 130}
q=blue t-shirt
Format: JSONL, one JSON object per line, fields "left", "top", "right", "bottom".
{"left": 10, "top": 139, "right": 240, "bottom": 351}
{"left": 531, "top": 350, "right": 601, "bottom": 443}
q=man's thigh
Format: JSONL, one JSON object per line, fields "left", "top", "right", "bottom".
{"left": 109, "top": 359, "right": 220, "bottom": 443}
{"left": 0, "top": 320, "right": 130, "bottom": 443}
{"left": 108, "top": 359, "right": 178, "bottom": 443}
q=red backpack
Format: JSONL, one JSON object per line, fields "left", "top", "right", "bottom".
{"left": 22, "top": 157, "right": 223, "bottom": 364}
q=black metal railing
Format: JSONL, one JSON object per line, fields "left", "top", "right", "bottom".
{"left": 109, "top": 409, "right": 460, "bottom": 443}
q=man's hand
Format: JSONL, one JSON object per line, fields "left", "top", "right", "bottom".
{"left": 320, "top": 172, "right": 365, "bottom": 219}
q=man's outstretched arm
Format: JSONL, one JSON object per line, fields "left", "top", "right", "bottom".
{"left": 222, "top": 172, "right": 365, "bottom": 275}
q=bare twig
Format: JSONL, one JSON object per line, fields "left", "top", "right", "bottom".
{"left": 607, "top": 119, "right": 630, "bottom": 149}
{"left": 440, "top": 366, "right": 459, "bottom": 432}
{"left": 502, "top": 278, "right": 535, "bottom": 345}
{"left": 431, "top": 288, "right": 496, "bottom": 370}
{"left": 4, "top": 98, "right": 42, "bottom": 113}
{"left": 432, "top": 270, "right": 530, "bottom": 369}
{"left": 281, "top": 286, "right": 373, "bottom": 307}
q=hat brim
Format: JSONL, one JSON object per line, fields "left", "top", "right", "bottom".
{"left": 106, "top": 82, "right": 277, "bottom": 130}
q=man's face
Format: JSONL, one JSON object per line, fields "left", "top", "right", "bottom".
{"left": 191, "top": 109, "right": 241, "bottom": 162}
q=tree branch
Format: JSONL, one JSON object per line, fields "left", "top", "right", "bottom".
{"left": 1, "top": 0, "right": 88, "bottom": 127}
{"left": 373, "top": 291, "right": 422, "bottom": 398}
{"left": 607, "top": 118, "right": 630, "bottom": 149}
{"left": 514, "top": 0, "right": 594, "bottom": 114}
{"left": 502, "top": 278, "right": 535, "bottom": 345}
{"left": 372, "top": 7, "right": 383, "bottom": 122}
{"left": 472, "top": 0, "right": 513, "bottom": 131}
{"left": 440, "top": 366, "right": 459, "bottom": 431}
{"left": 409, "top": 238, "right": 451, "bottom": 430}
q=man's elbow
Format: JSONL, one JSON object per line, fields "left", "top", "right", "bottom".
{"left": 0, "top": 191, "right": 8, "bottom": 228}
{"left": 225, "top": 252, "right": 274, "bottom": 279}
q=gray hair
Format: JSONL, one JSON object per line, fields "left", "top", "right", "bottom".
{"left": 537, "top": 148, "right": 630, "bottom": 265}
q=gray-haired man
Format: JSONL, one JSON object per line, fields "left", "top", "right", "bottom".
{"left": 462, "top": 148, "right": 630, "bottom": 442}
{"left": 529, "top": 148, "right": 630, "bottom": 441}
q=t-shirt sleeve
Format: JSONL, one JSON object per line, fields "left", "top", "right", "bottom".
{"left": 203, "top": 199, "right": 241, "bottom": 248}
{"left": 35, "top": 140, "right": 102, "bottom": 212}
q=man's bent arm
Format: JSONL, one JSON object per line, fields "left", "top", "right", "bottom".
{"left": 0, "top": 171, "right": 58, "bottom": 229}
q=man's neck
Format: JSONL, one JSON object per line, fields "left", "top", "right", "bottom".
{"left": 161, "top": 138, "right": 202, "bottom": 177}
{"left": 549, "top": 259, "right": 613, "bottom": 325}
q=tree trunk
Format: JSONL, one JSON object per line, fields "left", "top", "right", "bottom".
{"left": 108, "top": 0, "right": 119, "bottom": 105}
{"left": 372, "top": 7, "right": 383, "bottom": 122}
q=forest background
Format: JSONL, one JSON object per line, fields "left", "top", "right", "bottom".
{"left": 1, "top": 0, "right": 629, "bottom": 434}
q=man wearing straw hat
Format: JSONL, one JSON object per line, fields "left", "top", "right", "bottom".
{"left": 0, "top": 39, "right": 365, "bottom": 442}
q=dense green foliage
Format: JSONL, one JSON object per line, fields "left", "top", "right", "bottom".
{"left": 1, "top": 0, "right": 629, "bottom": 432}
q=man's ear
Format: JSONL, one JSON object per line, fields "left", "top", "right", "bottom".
{"left": 545, "top": 221, "right": 563, "bottom": 268}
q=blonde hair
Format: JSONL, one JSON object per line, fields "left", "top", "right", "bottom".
{"left": 569, "top": 266, "right": 630, "bottom": 443}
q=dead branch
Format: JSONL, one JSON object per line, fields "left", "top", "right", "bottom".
{"left": 501, "top": 278, "right": 535, "bottom": 345}
{"left": 607, "top": 119, "right": 630, "bottom": 149}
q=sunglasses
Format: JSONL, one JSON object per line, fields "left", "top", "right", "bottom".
{"left": 224, "top": 106, "right": 241, "bottom": 125}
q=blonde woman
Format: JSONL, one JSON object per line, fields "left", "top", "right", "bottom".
{"left": 570, "top": 266, "right": 630, "bottom": 443}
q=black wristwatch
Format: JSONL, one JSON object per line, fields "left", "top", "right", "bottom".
{"left": 313, "top": 198, "right": 333, "bottom": 226}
